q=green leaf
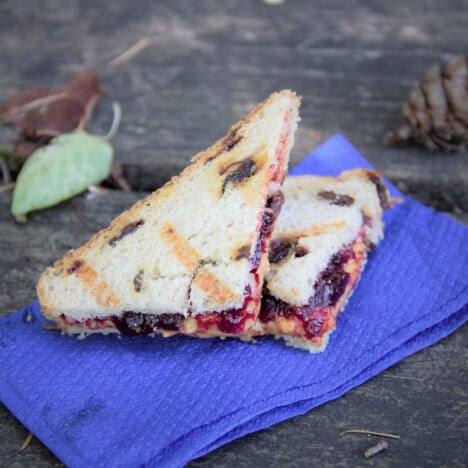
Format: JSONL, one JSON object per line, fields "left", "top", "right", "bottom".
{"left": 11, "top": 130, "right": 113, "bottom": 221}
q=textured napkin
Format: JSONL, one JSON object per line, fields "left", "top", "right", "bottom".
{"left": 1, "top": 134, "right": 467, "bottom": 467}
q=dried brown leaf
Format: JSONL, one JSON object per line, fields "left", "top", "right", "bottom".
{"left": 0, "top": 87, "right": 50, "bottom": 124}
{"left": 63, "top": 71, "right": 100, "bottom": 107}
{"left": 0, "top": 71, "right": 101, "bottom": 159}
{"left": 13, "top": 136, "right": 50, "bottom": 160}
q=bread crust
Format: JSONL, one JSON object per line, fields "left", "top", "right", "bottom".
{"left": 37, "top": 90, "right": 301, "bottom": 334}
{"left": 264, "top": 169, "right": 388, "bottom": 306}
{"left": 255, "top": 169, "right": 393, "bottom": 351}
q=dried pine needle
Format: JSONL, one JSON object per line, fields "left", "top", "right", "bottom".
{"left": 110, "top": 161, "right": 131, "bottom": 192}
{"left": 341, "top": 429, "right": 400, "bottom": 439}
{"left": 42, "top": 322, "right": 59, "bottom": 330}
{"left": 3, "top": 92, "right": 69, "bottom": 121}
{"left": 17, "top": 431, "right": 34, "bottom": 453}
{"left": 78, "top": 93, "right": 100, "bottom": 130}
{"left": 108, "top": 37, "right": 150, "bottom": 68}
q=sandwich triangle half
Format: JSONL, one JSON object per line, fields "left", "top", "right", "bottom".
{"left": 37, "top": 90, "right": 300, "bottom": 338}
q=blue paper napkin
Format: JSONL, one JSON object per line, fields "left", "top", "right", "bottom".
{"left": 1, "top": 135, "right": 467, "bottom": 467}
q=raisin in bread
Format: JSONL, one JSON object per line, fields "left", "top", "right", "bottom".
{"left": 37, "top": 90, "right": 301, "bottom": 338}
{"left": 250, "top": 169, "right": 395, "bottom": 352}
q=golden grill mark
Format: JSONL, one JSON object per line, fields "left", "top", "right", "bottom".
{"left": 275, "top": 221, "right": 346, "bottom": 239}
{"left": 192, "top": 267, "right": 240, "bottom": 305}
{"left": 159, "top": 222, "right": 239, "bottom": 305}
{"left": 66, "top": 259, "right": 120, "bottom": 307}
{"left": 159, "top": 223, "right": 199, "bottom": 271}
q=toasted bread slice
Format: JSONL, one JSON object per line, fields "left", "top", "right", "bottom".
{"left": 37, "top": 90, "right": 300, "bottom": 338}
{"left": 249, "top": 169, "right": 394, "bottom": 352}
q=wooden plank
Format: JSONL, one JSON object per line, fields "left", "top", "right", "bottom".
{"left": 0, "top": 187, "right": 467, "bottom": 466}
{"left": 0, "top": 2, "right": 466, "bottom": 175}
{"left": 0, "top": 191, "right": 138, "bottom": 313}
{"left": 0, "top": 0, "right": 466, "bottom": 466}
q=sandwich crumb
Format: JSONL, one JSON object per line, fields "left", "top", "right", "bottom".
{"left": 364, "top": 440, "right": 389, "bottom": 459}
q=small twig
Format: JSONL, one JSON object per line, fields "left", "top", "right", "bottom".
{"left": 108, "top": 37, "right": 151, "bottom": 68}
{"left": 17, "top": 431, "right": 34, "bottom": 453}
{"left": 0, "top": 156, "right": 11, "bottom": 183}
{"left": 105, "top": 102, "right": 122, "bottom": 140}
{"left": 341, "top": 429, "right": 401, "bottom": 440}
{"left": 110, "top": 161, "right": 131, "bottom": 191}
{"left": 78, "top": 93, "right": 100, "bottom": 130}
{"left": 0, "top": 182, "right": 15, "bottom": 194}
{"left": 3, "top": 91, "right": 69, "bottom": 121}
{"left": 364, "top": 440, "right": 389, "bottom": 459}
{"left": 42, "top": 322, "right": 59, "bottom": 330}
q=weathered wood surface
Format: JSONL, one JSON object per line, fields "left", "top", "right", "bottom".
{"left": 0, "top": 192, "right": 467, "bottom": 467}
{"left": 1, "top": 1, "right": 467, "bottom": 209}
{"left": 0, "top": 0, "right": 467, "bottom": 466}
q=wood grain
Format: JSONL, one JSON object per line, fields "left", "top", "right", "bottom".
{"left": 0, "top": 0, "right": 467, "bottom": 466}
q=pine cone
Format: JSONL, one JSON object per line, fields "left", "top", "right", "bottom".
{"left": 385, "top": 56, "right": 468, "bottom": 152}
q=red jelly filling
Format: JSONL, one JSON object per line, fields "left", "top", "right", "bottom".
{"left": 113, "top": 312, "right": 184, "bottom": 336}
{"left": 189, "top": 294, "right": 258, "bottom": 335}
{"left": 251, "top": 191, "right": 285, "bottom": 269}
{"left": 112, "top": 293, "right": 257, "bottom": 336}
{"left": 259, "top": 242, "right": 364, "bottom": 342}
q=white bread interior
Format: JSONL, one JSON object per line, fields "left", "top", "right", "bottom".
{"left": 265, "top": 169, "right": 388, "bottom": 306}
{"left": 37, "top": 90, "right": 301, "bottom": 324}
{"left": 257, "top": 169, "right": 392, "bottom": 352}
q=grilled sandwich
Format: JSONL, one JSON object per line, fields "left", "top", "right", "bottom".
{"left": 37, "top": 90, "right": 301, "bottom": 338}
{"left": 250, "top": 169, "right": 393, "bottom": 352}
